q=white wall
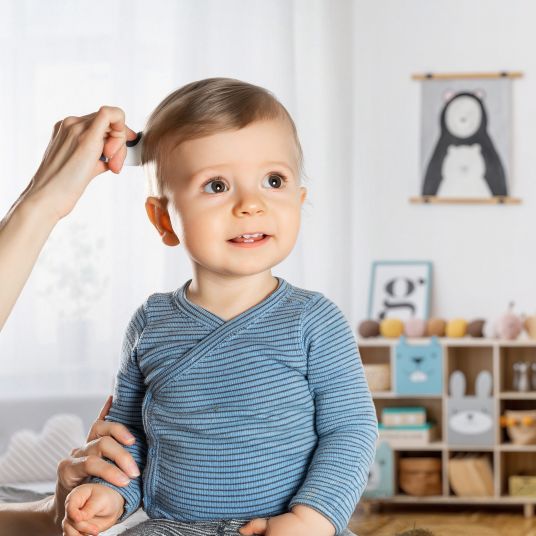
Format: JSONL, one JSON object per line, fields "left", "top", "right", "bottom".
{"left": 3, "top": 1, "right": 535, "bottom": 400}
{"left": 350, "top": 0, "right": 536, "bottom": 325}
{"left": 0, "top": 0, "right": 358, "bottom": 397}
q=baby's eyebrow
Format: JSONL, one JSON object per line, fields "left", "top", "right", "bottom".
{"left": 264, "top": 161, "right": 296, "bottom": 175}
{"left": 190, "top": 161, "right": 296, "bottom": 179}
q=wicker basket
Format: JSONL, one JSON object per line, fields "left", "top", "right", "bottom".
{"left": 363, "top": 363, "right": 391, "bottom": 392}
{"left": 504, "top": 410, "right": 536, "bottom": 445}
{"left": 399, "top": 457, "right": 442, "bottom": 496}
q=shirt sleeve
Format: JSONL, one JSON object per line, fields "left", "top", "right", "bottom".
{"left": 89, "top": 303, "right": 148, "bottom": 521}
{"left": 288, "top": 294, "right": 379, "bottom": 535}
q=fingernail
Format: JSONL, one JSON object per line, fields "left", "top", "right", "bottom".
{"left": 124, "top": 434, "right": 135, "bottom": 443}
{"left": 129, "top": 466, "right": 141, "bottom": 478}
{"left": 119, "top": 475, "right": 130, "bottom": 485}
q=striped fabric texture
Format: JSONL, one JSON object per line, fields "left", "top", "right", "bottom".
{"left": 119, "top": 518, "right": 358, "bottom": 536}
{"left": 91, "top": 277, "right": 378, "bottom": 536}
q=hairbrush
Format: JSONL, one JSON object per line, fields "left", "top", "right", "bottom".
{"left": 99, "top": 131, "right": 143, "bottom": 166}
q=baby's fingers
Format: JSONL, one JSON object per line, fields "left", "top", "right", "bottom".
{"left": 65, "top": 487, "right": 92, "bottom": 524}
{"left": 65, "top": 485, "right": 103, "bottom": 525}
{"left": 239, "top": 517, "right": 268, "bottom": 535}
{"left": 73, "top": 519, "right": 100, "bottom": 536}
{"left": 63, "top": 518, "right": 99, "bottom": 536}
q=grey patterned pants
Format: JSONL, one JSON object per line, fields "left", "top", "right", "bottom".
{"left": 120, "top": 518, "right": 358, "bottom": 536}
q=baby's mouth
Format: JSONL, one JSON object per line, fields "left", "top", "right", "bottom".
{"left": 229, "top": 232, "right": 269, "bottom": 244}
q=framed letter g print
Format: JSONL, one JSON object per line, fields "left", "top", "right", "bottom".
{"left": 368, "top": 261, "right": 432, "bottom": 321}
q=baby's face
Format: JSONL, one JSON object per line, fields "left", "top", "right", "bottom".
{"left": 163, "top": 117, "right": 307, "bottom": 277}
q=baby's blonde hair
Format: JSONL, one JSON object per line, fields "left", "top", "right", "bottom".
{"left": 141, "top": 77, "right": 304, "bottom": 198}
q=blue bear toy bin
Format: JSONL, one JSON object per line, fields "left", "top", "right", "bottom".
{"left": 363, "top": 441, "right": 394, "bottom": 499}
{"left": 395, "top": 336, "right": 443, "bottom": 395}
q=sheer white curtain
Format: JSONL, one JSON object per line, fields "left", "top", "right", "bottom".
{"left": 0, "top": 0, "right": 358, "bottom": 398}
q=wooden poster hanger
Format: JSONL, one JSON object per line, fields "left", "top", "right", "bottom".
{"left": 412, "top": 72, "right": 524, "bottom": 80}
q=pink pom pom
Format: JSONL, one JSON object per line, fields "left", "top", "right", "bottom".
{"left": 404, "top": 318, "right": 427, "bottom": 338}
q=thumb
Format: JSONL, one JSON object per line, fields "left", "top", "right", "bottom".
{"left": 239, "top": 517, "right": 268, "bottom": 535}
{"left": 96, "top": 395, "right": 113, "bottom": 421}
{"left": 79, "top": 492, "right": 103, "bottom": 521}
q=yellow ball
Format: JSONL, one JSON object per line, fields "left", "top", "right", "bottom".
{"left": 446, "top": 318, "right": 467, "bottom": 338}
{"left": 380, "top": 318, "right": 404, "bottom": 338}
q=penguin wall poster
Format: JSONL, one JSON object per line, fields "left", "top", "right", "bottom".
{"left": 413, "top": 72, "right": 522, "bottom": 204}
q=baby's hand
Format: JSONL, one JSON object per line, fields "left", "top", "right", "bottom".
{"left": 239, "top": 509, "right": 335, "bottom": 536}
{"left": 62, "top": 483, "right": 125, "bottom": 536}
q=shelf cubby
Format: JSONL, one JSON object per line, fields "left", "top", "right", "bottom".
{"left": 500, "top": 451, "right": 536, "bottom": 498}
{"left": 499, "top": 345, "right": 536, "bottom": 393}
{"left": 446, "top": 450, "right": 495, "bottom": 497}
{"left": 395, "top": 450, "right": 443, "bottom": 499}
{"left": 445, "top": 345, "right": 494, "bottom": 395}
{"left": 359, "top": 336, "right": 536, "bottom": 517}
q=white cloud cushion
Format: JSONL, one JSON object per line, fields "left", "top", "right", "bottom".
{"left": 0, "top": 414, "right": 85, "bottom": 484}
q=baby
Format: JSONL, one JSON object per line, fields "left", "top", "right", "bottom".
{"left": 63, "top": 77, "right": 379, "bottom": 536}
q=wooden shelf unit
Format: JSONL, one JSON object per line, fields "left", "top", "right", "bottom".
{"left": 359, "top": 337, "right": 536, "bottom": 517}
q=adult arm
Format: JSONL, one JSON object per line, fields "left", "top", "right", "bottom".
{"left": 0, "top": 396, "right": 140, "bottom": 536}
{"left": 0, "top": 106, "right": 137, "bottom": 331}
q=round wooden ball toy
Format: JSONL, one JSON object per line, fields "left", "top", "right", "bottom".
{"left": 524, "top": 313, "right": 536, "bottom": 340}
{"left": 482, "top": 318, "right": 497, "bottom": 339}
{"left": 427, "top": 318, "right": 446, "bottom": 337}
{"left": 467, "top": 318, "right": 486, "bottom": 338}
{"left": 446, "top": 318, "right": 467, "bottom": 338}
{"left": 380, "top": 318, "right": 404, "bottom": 338}
{"left": 404, "top": 318, "right": 427, "bottom": 338}
{"left": 358, "top": 320, "right": 380, "bottom": 338}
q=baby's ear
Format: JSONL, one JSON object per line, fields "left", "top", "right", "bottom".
{"left": 145, "top": 196, "right": 180, "bottom": 247}
{"left": 299, "top": 186, "right": 307, "bottom": 204}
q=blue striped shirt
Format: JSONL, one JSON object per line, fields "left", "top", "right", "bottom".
{"left": 92, "top": 276, "right": 378, "bottom": 535}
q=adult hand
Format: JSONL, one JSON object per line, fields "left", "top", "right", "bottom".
{"left": 52, "top": 396, "right": 139, "bottom": 530}
{"left": 0, "top": 106, "right": 138, "bottom": 331}
{"left": 24, "top": 106, "right": 138, "bottom": 222}
{"left": 0, "top": 396, "right": 138, "bottom": 536}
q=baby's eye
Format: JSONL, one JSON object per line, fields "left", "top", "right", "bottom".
{"left": 201, "top": 173, "right": 288, "bottom": 194}
{"left": 202, "top": 177, "right": 228, "bottom": 194}
{"left": 262, "top": 173, "right": 287, "bottom": 189}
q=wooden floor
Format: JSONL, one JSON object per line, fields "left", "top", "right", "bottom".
{"left": 348, "top": 505, "right": 536, "bottom": 536}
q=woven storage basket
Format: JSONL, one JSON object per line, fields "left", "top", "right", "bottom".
{"left": 363, "top": 363, "right": 391, "bottom": 392}
{"left": 505, "top": 410, "right": 536, "bottom": 445}
{"left": 399, "top": 457, "right": 442, "bottom": 496}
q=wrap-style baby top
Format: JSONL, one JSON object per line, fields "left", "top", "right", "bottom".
{"left": 93, "top": 277, "right": 378, "bottom": 535}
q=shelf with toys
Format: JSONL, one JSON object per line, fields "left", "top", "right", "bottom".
{"left": 359, "top": 305, "right": 536, "bottom": 517}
